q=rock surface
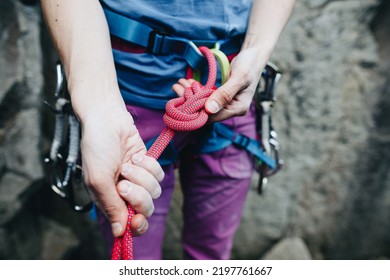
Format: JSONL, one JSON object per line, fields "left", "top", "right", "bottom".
{"left": 261, "top": 237, "right": 312, "bottom": 260}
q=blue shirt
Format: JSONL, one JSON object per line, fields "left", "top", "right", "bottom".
{"left": 100, "top": 0, "right": 253, "bottom": 109}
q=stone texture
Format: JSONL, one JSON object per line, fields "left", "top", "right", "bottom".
{"left": 40, "top": 218, "right": 79, "bottom": 260}
{"left": 231, "top": 0, "right": 387, "bottom": 260}
{"left": 262, "top": 237, "right": 312, "bottom": 260}
{"left": 0, "top": 172, "right": 31, "bottom": 225}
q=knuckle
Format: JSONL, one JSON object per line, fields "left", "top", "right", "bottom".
{"left": 219, "top": 89, "right": 234, "bottom": 104}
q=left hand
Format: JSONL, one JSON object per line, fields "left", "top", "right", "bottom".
{"left": 204, "top": 47, "right": 267, "bottom": 122}
{"left": 172, "top": 47, "right": 268, "bottom": 123}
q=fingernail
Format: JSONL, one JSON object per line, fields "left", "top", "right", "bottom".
{"left": 157, "top": 171, "right": 165, "bottom": 182}
{"left": 111, "top": 222, "right": 122, "bottom": 237}
{"left": 152, "top": 187, "right": 162, "bottom": 199}
{"left": 137, "top": 220, "right": 147, "bottom": 233}
{"left": 121, "top": 163, "right": 132, "bottom": 174}
{"left": 132, "top": 153, "right": 143, "bottom": 163}
{"left": 119, "top": 182, "right": 132, "bottom": 195}
{"left": 207, "top": 100, "right": 220, "bottom": 113}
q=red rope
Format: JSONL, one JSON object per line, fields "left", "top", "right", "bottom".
{"left": 111, "top": 46, "right": 217, "bottom": 260}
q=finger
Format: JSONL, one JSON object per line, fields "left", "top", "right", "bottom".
{"left": 209, "top": 93, "right": 253, "bottom": 122}
{"left": 120, "top": 163, "right": 161, "bottom": 199}
{"left": 208, "top": 108, "right": 235, "bottom": 123}
{"left": 88, "top": 179, "right": 129, "bottom": 238}
{"left": 178, "top": 78, "right": 194, "bottom": 88}
{"left": 172, "top": 83, "right": 185, "bottom": 97}
{"left": 172, "top": 79, "right": 196, "bottom": 97}
{"left": 205, "top": 78, "right": 244, "bottom": 114}
{"left": 131, "top": 153, "right": 165, "bottom": 182}
{"left": 117, "top": 180, "right": 155, "bottom": 218}
{"left": 129, "top": 213, "right": 149, "bottom": 236}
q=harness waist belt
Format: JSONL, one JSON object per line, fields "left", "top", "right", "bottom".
{"left": 103, "top": 8, "right": 243, "bottom": 70}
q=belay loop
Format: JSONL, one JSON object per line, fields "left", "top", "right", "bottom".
{"left": 111, "top": 46, "right": 219, "bottom": 260}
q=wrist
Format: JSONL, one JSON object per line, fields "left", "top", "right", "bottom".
{"left": 241, "top": 34, "right": 274, "bottom": 63}
{"left": 69, "top": 84, "right": 129, "bottom": 125}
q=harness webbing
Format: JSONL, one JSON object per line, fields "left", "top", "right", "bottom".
{"left": 111, "top": 46, "right": 217, "bottom": 260}
{"left": 103, "top": 7, "right": 243, "bottom": 71}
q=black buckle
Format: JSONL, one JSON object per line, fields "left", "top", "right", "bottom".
{"left": 235, "top": 134, "right": 251, "bottom": 149}
{"left": 147, "top": 29, "right": 169, "bottom": 54}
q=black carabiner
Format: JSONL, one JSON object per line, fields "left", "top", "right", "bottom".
{"left": 255, "top": 62, "right": 284, "bottom": 195}
{"left": 44, "top": 153, "right": 93, "bottom": 213}
{"left": 44, "top": 62, "right": 93, "bottom": 213}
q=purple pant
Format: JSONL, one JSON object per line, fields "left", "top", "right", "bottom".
{"left": 99, "top": 103, "right": 256, "bottom": 260}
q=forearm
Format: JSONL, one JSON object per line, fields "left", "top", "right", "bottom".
{"left": 243, "top": 0, "right": 295, "bottom": 62}
{"left": 41, "top": 0, "right": 126, "bottom": 122}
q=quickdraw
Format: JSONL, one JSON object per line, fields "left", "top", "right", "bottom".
{"left": 44, "top": 62, "right": 93, "bottom": 213}
{"left": 255, "top": 62, "right": 284, "bottom": 194}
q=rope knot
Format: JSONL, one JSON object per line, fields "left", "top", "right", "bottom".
{"left": 163, "top": 46, "right": 217, "bottom": 131}
{"left": 164, "top": 81, "right": 214, "bottom": 131}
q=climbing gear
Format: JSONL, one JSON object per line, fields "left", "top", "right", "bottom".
{"left": 191, "top": 48, "right": 230, "bottom": 85}
{"left": 45, "top": 44, "right": 283, "bottom": 260}
{"left": 212, "top": 123, "right": 277, "bottom": 169}
{"left": 103, "top": 7, "right": 243, "bottom": 71}
{"left": 44, "top": 63, "right": 93, "bottom": 213}
{"left": 254, "top": 62, "right": 284, "bottom": 194}
{"left": 112, "top": 46, "right": 219, "bottom": 260}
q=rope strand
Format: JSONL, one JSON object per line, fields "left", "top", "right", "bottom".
{"left": 111, "top": 46, "right": 217, "bottom": 260}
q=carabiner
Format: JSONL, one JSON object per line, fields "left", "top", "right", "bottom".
{"left": 44, "top": 62, "right": 93, "bottom": 213}
{"left": 44, "top": 153, "right": 93, "bottom": 213}
{"left": 256, "top": 130, "right": 284, "bottom": 194}
{"left": 255, "top": 62, "right": 284, "bottom": 194}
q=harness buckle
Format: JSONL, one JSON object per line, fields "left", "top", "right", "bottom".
{"left": 147, "top": 29, "right": 169, "bottom": 54}
{"left": 235, "top": 134, "right": 251, "bottom": 149}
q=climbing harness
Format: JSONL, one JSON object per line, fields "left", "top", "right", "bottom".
{"left": 254, "top": 62, "right": 284, "bottom": 194}
{"left": 44, "top": 63, "right": 93, "bottom": 213}
{"left": 102, "top": 6, "right": 243, "bottom": 71}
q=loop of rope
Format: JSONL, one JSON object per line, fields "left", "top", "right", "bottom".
{"left": 147, "top": 46, "right": 217, "bottom": 159}
{"left": 111, "top": 46, "right": 218, "bottom": 260}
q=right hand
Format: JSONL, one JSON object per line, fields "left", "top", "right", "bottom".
{"left": 80, "top": 107, "right": 164, "bottom": 237}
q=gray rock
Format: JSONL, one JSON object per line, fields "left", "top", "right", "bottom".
{"left": 40, "top": 218, "right": 80, "bottom": 260}
{"left": 0, "top": 172, "right": 31, "bottom": 225}
{"left": 262, "top": 237, "right": 312, "bottom": 260}
{"left": 3, "top": 109, "right": 43, "bottom": 180}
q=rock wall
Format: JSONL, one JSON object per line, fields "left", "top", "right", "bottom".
{"left": 0, "top": 0, "right": 389, "bottom": 259}
{"left": 0, "top": 0, "right": 106, "bottom": 260}
{"left": 231, "top": 0, "right": 390, "bottom": 260}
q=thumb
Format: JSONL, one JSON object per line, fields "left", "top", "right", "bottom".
{"left": 205, "top": 78, "right": 242, "bottom": 114}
